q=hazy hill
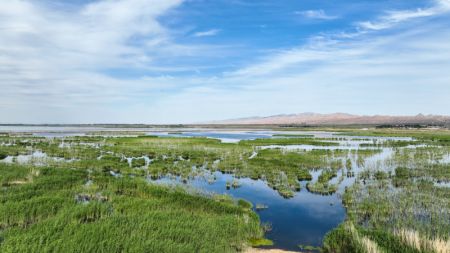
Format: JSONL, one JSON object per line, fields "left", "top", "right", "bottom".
{"left": 210, "top": 113, "right": 450, "bottom": 126}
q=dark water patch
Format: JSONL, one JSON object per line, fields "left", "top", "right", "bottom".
{"left": 150, "top": 171, "right": 345, "bottom": 251}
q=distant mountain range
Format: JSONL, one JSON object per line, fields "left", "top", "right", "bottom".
{"left": 209, "top": 113, "right": 450, "bottom": 126}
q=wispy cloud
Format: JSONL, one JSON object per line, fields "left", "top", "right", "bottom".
{"left": 158, "top": 25, "right": 450, "bottom": 122}
{"left": 185, "top": 1, "right": 450, "bottom": 121}
{"left": 295, "top": 9, "right": 338, "bottom": 20}
{"left": 193, "top": 29, "right": 221, "bottom": 37}
{"left": 232, "top": 0, "right": 450, "bottom": 78}
{"left": 1, "top": 0, "right": 450, "bottom": 123}
{"left": 358, "top": 0, "right": 450, "bottom": 30}
{"left": 0, "top": 0, "right": 192, "bottom": 123}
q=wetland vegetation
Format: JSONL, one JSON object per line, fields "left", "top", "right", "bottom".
{"left": 0, "top": 128, "right": 449, "bottom": 252}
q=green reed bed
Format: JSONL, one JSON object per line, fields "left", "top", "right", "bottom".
{"left": 306, "top": 168, "right": 339, "bottom": 195}
{"left": 324, "top": 140, "right": 450, "bottom": 253}
{"left": 0, "top": 164, "right": 263, "bottom": 253}
{"left": 3, "top": 132, "right": 448, "bottom": 252}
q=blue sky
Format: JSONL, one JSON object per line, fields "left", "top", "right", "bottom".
{"left": 1, "top": 0, "right": 449, "bottom": 123}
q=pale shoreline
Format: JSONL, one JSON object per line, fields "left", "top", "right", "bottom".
{"left": 245, "top": 248, "right": 300, "bottom": 253}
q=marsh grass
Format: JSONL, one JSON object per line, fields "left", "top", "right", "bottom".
{"left": 0, "top": 164, "right": 264, "bottom": 252}
{"left": 2, "top": 131, "right": 449, "bottom": 252}
{"left": 322, "top": 130, "right": 450, "bottom": 253}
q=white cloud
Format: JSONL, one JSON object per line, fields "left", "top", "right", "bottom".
{"left": 193, "top": 29, "right": 221, "bottom": 37}
{"left": 158, "top": 1, "right": 450, "bottom": 122}
{"left": 358, "top": 0, "right": 450, "bottom": 30}
{"left": 230, "top": 0, "right": 450, "bottom": 79}
{"left": 1, "top": 0, "right": 450, "bottom": 123}
{"left": 152, "top": 25, "right": 450, "bottom": 123}
{"left": 0, "top": 1, "right": 205, "bottom": 111}
{"left": 295, "top": 9, "right": 338, "bottom": 20}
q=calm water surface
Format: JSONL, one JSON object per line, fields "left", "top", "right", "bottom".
{"left": 152, "top": 172, "right": 345, "bottom": 251}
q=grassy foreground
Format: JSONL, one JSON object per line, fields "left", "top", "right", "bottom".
{"left": 0, "top": 163, "right": 262, "bottom": 252}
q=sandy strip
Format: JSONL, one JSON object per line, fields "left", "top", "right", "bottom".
{"left": 245, "top": 248, "right": 300, "bottom": 253}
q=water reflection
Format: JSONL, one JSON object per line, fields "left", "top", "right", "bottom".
{"left": 151, "top": 171, "right": 345, "bottom": 251}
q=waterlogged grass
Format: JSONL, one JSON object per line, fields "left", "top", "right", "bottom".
{"left": 27, "top": 135, "right": 350, "bottom": 197}
{"left": 240, "top": 138, "right": 339, "bottom": 146}
{"left": 0, "top": 134, "right": 351, "bottom": 251}
{"left": 2, "top": 130, "right": 449, "bottom": 252}
{"left": 335, "top": 128, "right": 450, "bottom": 146}
{"left": 0, "top": 135, "right": 382, "bottom": 199}
{"left": 306, "top": 169, "right": 339, "bottom": 195}
{"left": 324, "top": 141, "right": 450, "bottom": 253}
